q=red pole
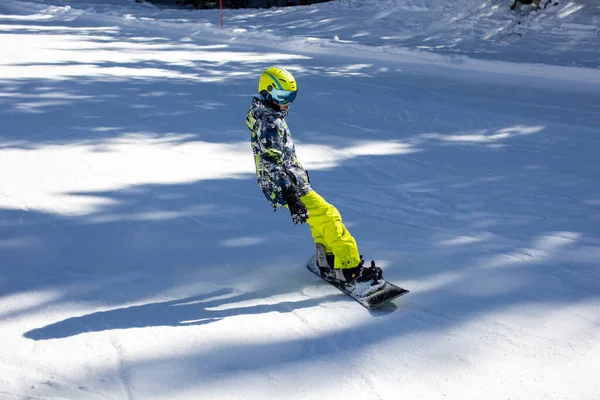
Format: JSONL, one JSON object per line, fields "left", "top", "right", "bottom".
{"left": 220, "top": 0, "right": 223, "bottom": 27}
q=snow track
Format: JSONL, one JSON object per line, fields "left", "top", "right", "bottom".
{"left": 1, "top": 0, "right": 599, "bottom": 399}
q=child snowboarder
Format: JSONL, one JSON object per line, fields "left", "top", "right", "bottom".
{"left": 245, "top": 66, "right": 383, "bottom": 285}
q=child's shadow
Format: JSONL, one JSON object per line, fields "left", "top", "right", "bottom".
{"left": 24, "top": 288, "right": 341, "bottom": 340}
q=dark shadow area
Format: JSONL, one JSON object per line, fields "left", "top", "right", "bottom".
{"left": 0, "top": 177, "right": 312, "bottom": 311}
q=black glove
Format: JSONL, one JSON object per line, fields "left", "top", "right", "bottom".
{"left": 283, "top": 189, "right": 309, "bottom": 225}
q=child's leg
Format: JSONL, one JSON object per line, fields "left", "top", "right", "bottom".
{"left": 300, "top": 191, "right": 361, "bottom": 269}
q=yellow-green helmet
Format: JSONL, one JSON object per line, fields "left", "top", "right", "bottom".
{"left": 258, "top": 67, "right": 298, "bottom": 105}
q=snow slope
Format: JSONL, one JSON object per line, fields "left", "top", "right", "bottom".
{"left": 1, "top": 0, "right": 599, "bottom": 399}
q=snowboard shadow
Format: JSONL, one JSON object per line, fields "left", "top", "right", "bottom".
{"left": 368, "top": 301, "right": 398, "bottom": 316}
{"left": 24, "top": 288, "right": 342, "bottom": 341}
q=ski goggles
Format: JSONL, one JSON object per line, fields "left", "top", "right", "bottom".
{"left": 270, "top": 88, "right": 297, "bottom": 105}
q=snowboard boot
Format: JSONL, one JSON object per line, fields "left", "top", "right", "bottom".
{"left": 315, "top": 243, "right": 336, "bottom": 279}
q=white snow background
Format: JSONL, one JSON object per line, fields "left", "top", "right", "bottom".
{"left": 1, "top": 0, "right": 600, "bottom": 398}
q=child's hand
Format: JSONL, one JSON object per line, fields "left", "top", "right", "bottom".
{"left": 284, "top": 190, "right": 309, "bottom": 224}
{"left": 290, "top": 206, "right": 309, "bottom": 225}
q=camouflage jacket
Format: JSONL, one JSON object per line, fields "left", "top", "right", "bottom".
{"left": 246, "top": 98, "right": 312, "bottom": 209}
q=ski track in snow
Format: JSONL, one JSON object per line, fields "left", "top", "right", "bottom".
{"left": 0, "top": 0, "right": 600, "bottom": 399}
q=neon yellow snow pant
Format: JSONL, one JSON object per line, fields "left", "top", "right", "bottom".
{"left": 300, "top": 191, "right": 361, "bottom": 269}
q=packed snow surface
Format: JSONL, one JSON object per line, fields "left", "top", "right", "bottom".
{"left": 1, "top": 0, "right": 599, "bottom": 399}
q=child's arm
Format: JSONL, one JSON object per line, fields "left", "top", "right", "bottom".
{"left": 258, "top": 126, "right": 309, "bottom": 224}
{"left": 258, "top": 126, "right": 297, "bottom": 196}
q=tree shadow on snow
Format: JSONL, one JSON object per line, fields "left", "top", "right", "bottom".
{"left": 2, "top": 8, "right": 600, "bottom": 392}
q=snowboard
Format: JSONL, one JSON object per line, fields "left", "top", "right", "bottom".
{"left": 306, "top": 254, "right": 409, "bottom": 310}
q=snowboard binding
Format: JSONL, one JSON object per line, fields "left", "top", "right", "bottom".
{"left": 315, "top": 244, "right": 383, "bottom": 286}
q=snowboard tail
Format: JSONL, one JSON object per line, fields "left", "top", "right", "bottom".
{"left": 307, "top": 255, "right": 408, "bottom": 310}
